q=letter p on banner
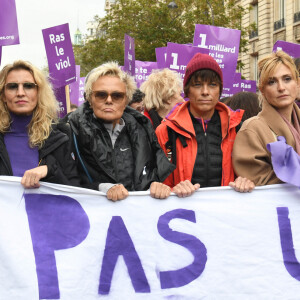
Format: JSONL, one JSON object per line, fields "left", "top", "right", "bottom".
{"left": 25, "top": 194, "right": 90, "bottom": 299}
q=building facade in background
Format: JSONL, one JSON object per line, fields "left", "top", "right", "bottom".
{"left": 239, "top": 0, "right": 300, "bottom": 82}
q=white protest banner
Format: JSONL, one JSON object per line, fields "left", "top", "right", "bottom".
{"left": 1, "top": 177, "right": 300, "bottom": 299}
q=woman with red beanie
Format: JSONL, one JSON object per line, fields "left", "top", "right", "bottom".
{"left": 155, "top": 53, "right": 254, "bottom": 196}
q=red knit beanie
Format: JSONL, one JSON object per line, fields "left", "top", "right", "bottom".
{"left": 183, "top": 53, "right": 223, "bottom": 88}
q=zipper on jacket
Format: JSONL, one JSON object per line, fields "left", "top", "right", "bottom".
{"left": 203, "top": 131, "right": 209, "bottom": 187}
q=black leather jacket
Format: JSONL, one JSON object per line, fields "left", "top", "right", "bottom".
{"left": 0, "top": 123, "right": 80, "bottom": 186}
{"left": 67, "top": 102, "right": 175, "bottom": 191}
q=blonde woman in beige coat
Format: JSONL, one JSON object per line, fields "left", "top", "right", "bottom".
{"left": 233, "top": 51, "right": 300, "bottom": 186}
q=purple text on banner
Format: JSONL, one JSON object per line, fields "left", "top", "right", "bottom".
{"left": 155, "top": 47, "right": 167, "bottom": 69}
{"left": 42, "top": 23, "right": 76, "bottom": 89}
{"left": 0, "top": 0, "right": 20, "bottom": 46}
{"left": 273, "top": 41, "right": 300, "bottom": 58}
{"left": 193, "top": 24, "right": 241, "bottom": 96}
{"left": 78, "top": 77, "right": 86, "bottom": 106}
{"left": 135, "top": 61, "right": 158, "bottom": 88}
{"left": 69, "top": 65, "right": 81, "bottom": 106}
{"left": 240, "top": 79, "right": 257, "bottom": 93}
{"left": 124, "top": 34, "right": 135, "bottom": 76}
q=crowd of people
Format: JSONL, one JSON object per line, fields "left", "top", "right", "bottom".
{"left": 0, "top": 49, "right": 299, "bottom": 200}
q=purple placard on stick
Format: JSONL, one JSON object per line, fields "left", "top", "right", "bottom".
{"left": 42, "top": 23, "right": 76, "bottom": 89}
{"left": 240, "top": 79, "right": 257, "bottom": 93}
{"left": 0, "top": 0, "right": 20, "bottom": 46}
{"left": 193, "top": 24, "right": 241, "bottom": 90}
{"left": 273, "top": 40, "right": 300, "bottom": 58}
{"left": 135, "top": 60, "right": 158, "bottom": 88}
{"left": 53, "top": 85, "right": 67, "bottom": 118}
{"left": 124, "top": 34, "right": 135, "bottom": 76}
{"left": 155, "top": 47, "right": 167, "bottom": 69}
{"left": 69, "top": 65, "right": 80, "bottom": 105}
{"left": 78, "top": 77, "right": 85, "bottom": 107}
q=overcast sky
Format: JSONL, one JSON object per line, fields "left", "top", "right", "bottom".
{"left": 1, "top": 0, "right": 106, "bottom": 69}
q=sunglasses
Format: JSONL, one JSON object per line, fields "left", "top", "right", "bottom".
{"left": 5, "top": 82, "right": 38, "bottom": 91}
{"left": 92, "top": 91, "right": 125, "bottom": 103}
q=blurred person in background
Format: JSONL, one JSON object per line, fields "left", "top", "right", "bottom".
{"left": 141, "top": 68, "right": 184, "bottom": 130}
{"left": 226, "top": 91, "right": 261, "bottom": 122}
{"left": 128, "top": 89, "right": 144, "bottom": 113}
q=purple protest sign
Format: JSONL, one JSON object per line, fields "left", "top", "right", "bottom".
{"left": 155, "top": 47, "right": 167, "bottom": 69}
{"left": 78, "top": 77, "right": 86, "bottom": 107}
{"left": 0, "top": 0, "right": 20, "bottom": 46}
{"left": 52, "top": 84, "right": 68, "bottom": 118}
{"left": 193, "top": 24, "right": 241, "bottom": 92}
{"left": 124, "top": 34, "right": 135, "bottom": 76}
{"left": 273, "top": 41, "right": 300, "bottom": 58}
{"left": 240, "top": 79, "right": 257, "bottom": 93}
{"left": 135, "top": 61, "right": 158, "bottom": 87}
{"left": 222, "top": 73, "right": 242, "bottom": 98}
{"left": 69, "top": 65, "right": 80, "bottom": 105}
{"left": 42, "top": 23, "right": 76, "bottom": 88}
{"left": 165, "top": 42, "right": 207, "bottom": 82}
{"left": 0, "top": 47, "right": 2, "bottom": 66}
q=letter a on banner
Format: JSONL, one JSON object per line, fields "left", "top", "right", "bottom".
{"left": 99, "top": 216, "right": 150, "bottom": 295}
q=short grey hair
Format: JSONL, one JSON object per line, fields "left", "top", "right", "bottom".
{"left": 84, "top": 61, "right": 137, "bottom": 104}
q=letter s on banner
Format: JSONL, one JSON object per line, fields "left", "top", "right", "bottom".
{"left": 25, "top": 194, "right": 90, "bottom": 300}
{"left": 157, "top": 209, "right": 207, "bottom": 289}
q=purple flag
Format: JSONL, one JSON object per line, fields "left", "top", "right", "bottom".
{"left": 135, "top": 60, "right": 158, "bottom": 87}
{"left": 78, "top": 77, "right": 85, "bottom": 107}
{"left": 42, "top": 23, "right": 76, "bottom": 88}
{"left": 193, "top": 24, "right": 241, "bottom": 95}
{"left": 267, "top": 136, "right": 300, "bottom": 188}
{"left": 124, "top": 34, "right": 135, "bottom": 76}
{"left": 240, "top": 79, "right": 257, "bottom": 93}
{"left": 0, "top": 0, "right": 20, "bottom": 46}
{"left": 155, "top": 47, "right": 167, "bottom": 69}
{"left": 69, "top": 65, "right": 80, "bottom": 105}
{"left": 273, "top": 41, "right": 300, "bottom": 58}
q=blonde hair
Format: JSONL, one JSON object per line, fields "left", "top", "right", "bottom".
{"left": 140, "top": 69, "right": 183, "bottom": 111}
{"left": 85, "top": 61, "right": 136, "bottom": 104}
{"left": 0, "top": 60, "right": 59, "bottom": 148}
{"left": 258, "top": 50, "right": 299, "bottom": 103}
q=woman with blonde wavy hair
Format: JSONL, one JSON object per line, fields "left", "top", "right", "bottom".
{"left": 233, "top": 50, "right": 300, "bottom": 186}
{"left": 0, "top": 60, "right": 80, "bottom": 188}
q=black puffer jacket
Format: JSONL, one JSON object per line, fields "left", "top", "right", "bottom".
{"left": 67, "top": 101, "right": 175, "bottom": 191}
{"left": 0, "top": 123, "right": 80, "bottom": 186}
